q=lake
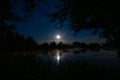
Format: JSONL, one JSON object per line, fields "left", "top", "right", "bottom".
{"left": 0, "top": 49, "right": 120, "bottom": 80}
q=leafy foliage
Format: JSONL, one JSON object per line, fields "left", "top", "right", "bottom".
{"left": 0, "top": 0, "right": 43, "bottom": 33}
{"left": 0, "top": 0, "right": 43, "bottom": 52}
{"left": 50, "top": 0, "right": 120, "bottom": 47}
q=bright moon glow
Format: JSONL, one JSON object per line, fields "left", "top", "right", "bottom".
{"left": 56, "top": 35, "right": 61, "bottom": 39}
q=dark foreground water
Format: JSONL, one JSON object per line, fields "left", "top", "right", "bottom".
{"left": 0, "top": 49, "right": 120, "bottom": 80}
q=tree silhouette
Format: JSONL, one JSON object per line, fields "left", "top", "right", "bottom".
{"left": 72, "top": 42, "right": 81, "bottom": 48}
{"left": 58, "top": 41, "right": 63, "bottom": 49}
{"left": 0, "top": 30, "right": 38, "bottom": 52}
{"left": 0, "top": 0, "right": 43, "bottom": 52}
{"left": 50, "top": 41, "right": 57, "bottom": 49}
{"left": 0, "top": 0, "right": 43, "bottom": 38}
{"left": 0, "top": 0, "right": 44, "bottom": 33}
{"left": 39, "top": 42, "right": 49, "bottom": 50}
{"left": 50, "top": 0, "right": 120, "bottom": 48}
{"left": 25, "top": 36, "right": 38, "bottom": 50}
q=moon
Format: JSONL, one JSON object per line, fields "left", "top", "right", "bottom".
{"left": 56, "top": 35, "right": 61, "bottom": 39}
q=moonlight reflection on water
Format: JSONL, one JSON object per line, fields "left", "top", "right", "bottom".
{"left": 55, "top": 50, "right": 61, "bottom": 64}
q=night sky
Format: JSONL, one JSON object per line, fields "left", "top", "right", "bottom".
{"left": 15, "top": 0, "right": 105, "bottom": 44}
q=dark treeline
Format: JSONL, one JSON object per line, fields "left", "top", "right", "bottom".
{"left": 0, "top": 27, "right": 116, "bottom": 52}
{"left": 0, "top": 0, "right": 119, "bottom": 52}
{"left": 0, "top": 25, "right": 117, "bottom": 52}
{"left": 38, "top": 41, "right": 114, "bottom": 51}
{"left": 0, "top": 30, "right": 117, "bottom": 52}
{"left": 0, "top": 0, "right": 43, "bottom": 52}
{"left": 0, "top": 28, "right": 38, "bottom": 52}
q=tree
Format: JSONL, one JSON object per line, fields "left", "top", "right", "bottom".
{"left": 50, "top": 0, "right": 120, "bottom": 48}
{"left": 0, "top": 0, "right": 43, "bottom": 52}
{"left": 72, "top": 42, "right": 81, "bottom": 48}
{"left": 50, "top": 41, "right": 57, "bottom": 49}
{"left": 58, "top": 41, "right": 65, "bottom": 49}
{"left": 0, "top": 0, "right": 44, "bottom": 38}
{"left": 39, "top": 42, "right": 49, "bottom": 50}
{"left": 25, "top": 36, "right": 38, "bottom": 50}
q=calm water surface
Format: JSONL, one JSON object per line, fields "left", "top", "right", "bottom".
{"left": 0, "top": 49, "right": 120, "bottom": 80}
{"left": 36, "top": 49, "right": 120, "bottom": 69}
